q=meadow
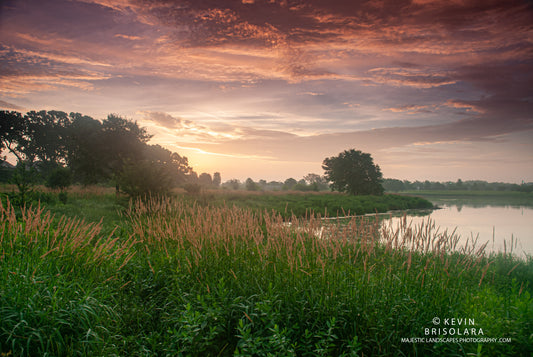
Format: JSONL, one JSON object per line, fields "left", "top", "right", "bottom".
{"left": 180, "top": 190, "right": 434, "bottom": 218}
{"left": 0, "top": 188, "right": 532, "bottom": 356}
{"left": 401, "top": 190, "right": 533, "bottom": 208}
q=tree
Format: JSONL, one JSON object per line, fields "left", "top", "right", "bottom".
{"left": 45, "top": 166, "right": 72, "bottom": 203}
{"left": 283, "top": 178, "right": 297, "bottom": 190}
{"left": 119, "top": 144, "right": 193, "bottom": 198}
{"left": 245, "top": 178, "right": 260, "bottom": 191}
{"left": 0, "top": 110, "right": 71, "bottom": 173}
{"left": 45, "top": 167, "right": 72, "bottom": 191}
{"left": 322, "top": 149, "right": 384, "bottom": 195}
{"left": 303, "top": 173, "right": 329, "bottom": 191}
{"left": 0, "top": 111, "right": 27, "bottom": 162}
{"left": 25, "top": 110, "right": 71, "bottom": 173}
{"left": 199, "top": 173, "right": 213, "bottom": 187}
{"left": 118, "top": 160, "right": 174, "bottom": 198}
{"left": 2, "top": 110, "right": 196, "bottom": 197}
{"left": 142, "top": 144, "right": 192, "bottom": 186}
{"left": 226, "top": 179, "right": 240, "bottom": 190}
{"left": 66, "top": 113, "right": 107, "bottom": 184}
{"left": 213, "top": 172, "right": 221, "bottom": 188}
{"left": 382, "top": 178, "right": 405, "bottom": 192}
{"left": 10, "top": 161, "right": 39, "bottom": 204}
{"left": 100, "top": 114, "right": 152, "bottom": 194}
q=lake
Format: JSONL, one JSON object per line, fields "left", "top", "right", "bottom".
{"left": 384, "top": 196, "right": 533, "bottom": 257}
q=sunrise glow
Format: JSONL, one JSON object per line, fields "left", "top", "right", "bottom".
{"left": 1, "top": 0, "right": 532, "bottom": 182}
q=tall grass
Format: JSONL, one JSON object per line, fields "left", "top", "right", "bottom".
{"left": 1, "top": 195, "right": 532, "bottom": 356}
{"left": 0, "top": 199, "right": 135, "bottom": 356}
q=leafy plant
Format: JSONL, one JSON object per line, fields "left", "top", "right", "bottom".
{"left": 10, "top": 161, "right": 39, "bottom": 205}
{"left": 45, "top": 166, "right": 72, "bottom": 191}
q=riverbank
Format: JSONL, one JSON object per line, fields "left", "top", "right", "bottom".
{"left": 0, "top": 185, "right": 434, "bottom": 222}
{"left": 182, "top": 190, "right": 434, "bottom": 219}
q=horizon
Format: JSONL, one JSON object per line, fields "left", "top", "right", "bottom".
{"left": 1, "top": 0, "right": 532, "bottom": 184}
{"left": 2, "top": 149, "right": 531, "bottom": 186}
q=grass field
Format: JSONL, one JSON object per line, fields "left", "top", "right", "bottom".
{"left": 400, "top": 190, "right": 533, "bottom": 208}
{"left": 1, "top": 188, "right": 532, "bottom": 356}
{"left": 181, "top": 190, "right": 434, "bottom": 219}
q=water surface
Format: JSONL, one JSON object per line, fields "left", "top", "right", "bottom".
{"left": 386, "top": 199, "right": 533, "bottom": 257}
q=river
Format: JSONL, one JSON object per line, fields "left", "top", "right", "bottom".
{"left": 384, "top": 196, "right": 533, "bottom": 257}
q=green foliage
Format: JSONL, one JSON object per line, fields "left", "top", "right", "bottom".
{"left": 0, "top": 192, "right": 531, "bottom": 356}
{"left": 213, "top": 172, "right": 222, "bottom": 187}
{"left": 196, "top": 191, "right": 433, "bottom": 219}
{"left": 199, "top": 173, "right": 213, "bottom": 187}
{"left": 0, "top": 111, "right": 26, "bottom": 162}
{"left": 224, "top": 179, "right": 241, "bottom": 190}
{"left": 184, "top": 183, "right": 202, "bottom": 195}
{"left": 245, "top": 178, "right": 260, "bottom": 191}
{"left": 10, "top": 161, "right": 40, "bottom": 205}
{"left": 323, "top": 149, "right": 384, "bottom": 195}
{"left": 383, "top": 178, "right": 533, "bottom": 193}
{"left": 1, "top": 110, "right": 194, "bottom": 193}
{"left": 0, "top": 164, "right": 13, "bottom": 183}
{"left": 58, "top": 191, "right": 68, "bottom": 204}
{"left": 45, "top": 166, "right": 72, "bottom": 190}
{"left": 67, "top": 114, "right": 108, "bottom": 185}
{"left": 118, "top": 160, "right": 174, "bottom": 198}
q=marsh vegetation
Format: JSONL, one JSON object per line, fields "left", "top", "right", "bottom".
{"left": 1, "top": 188, "right": 532, "bottom": 356}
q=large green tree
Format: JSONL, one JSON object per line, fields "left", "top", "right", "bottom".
{"left": 25, "top": 110, "right": 71, "bottom": 171}
{"left": 118, "top": 144, "right": 193, "bottom": 198}
{"left": 0, "top": 111, "right": 27, "bottom": 162}
{"left": 322, "top": 149, "right": 384, "bottom": 195}
{"left": 1, "top": 110, "right": 196, "bottom": 197}
{"left": 66, "top": 113, "right": 107, "bottom": 184}
{"left": 1, "top": 110, "right": 72, "bottom": 200}
{"left": 100, "top": 114, "right": 152, "bottom": 193}
{"left": 1, "top": 110, "right": 71, "bottom": 166}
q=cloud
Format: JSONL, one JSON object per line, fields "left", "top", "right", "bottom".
{"left": 1, "top": 0, "right": 531, "bottom": 181}
{"left": 0, "top": 100, "right": 25, "bottom": 110}
{"left": 444, "top": 100, "right": 484, "bottom": 113}
{"left": 140, "top": 111, "right": 254, "bottom": 143}
{"left": 366, "top": 67, "right": 456, "bottom": 88}
{"left": 0, "top": 44, "right": 112, "bottom": 96}
{"left": 2, "top": 0, "right": 531, "bottom": 91}
{"left": 142, "top": 111, "right": 189, "bottom": 129}
{"left": 114, "top": 34, "right": 143, "bottom": 41}
{"left": 384, "top": 104, "right": 432, "bottom": 114}
{"left": 144, "top": 104, "right": 533, "bottom": 167}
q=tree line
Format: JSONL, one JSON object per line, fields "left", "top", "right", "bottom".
{"left": 1, "top": 111, "right": 388, "bottom": 198}
{"left": 0, "top": 110, "right": 218, "bottom": 200}
{"left": 383, "top": 178, "right": 533, "bottom": 193}
{"left": 223, "top": 150, "right": 385, "bottom": 195}
{"left": 221, "top": 174, "right": 330, "bottom": 192}
{"left": 14, "top": 110, "right": 521, "bottom": 198}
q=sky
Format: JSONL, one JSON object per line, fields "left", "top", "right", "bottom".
{"left": 1, "top": 0, "right": 532, "bottom": 183}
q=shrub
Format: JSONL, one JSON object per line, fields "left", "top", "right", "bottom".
{"left": 118, "top": 160, "right": 173, "bottom": 198}
{"left": 184, "top": 183, "right": 202, "bottom": 195}
{"left": 45, "top": 166, "right": 72, "bottom": 190}
{"left": 10, "top": 161, "right": 39, "bottom": 205}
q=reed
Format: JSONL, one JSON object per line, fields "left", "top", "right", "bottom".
{"left": 1, "top": 195, "right": 531, "bottom": 356}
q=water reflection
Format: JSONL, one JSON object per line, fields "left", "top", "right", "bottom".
{"left": 385, "top": 200, "right": 533, "bottom": 257}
